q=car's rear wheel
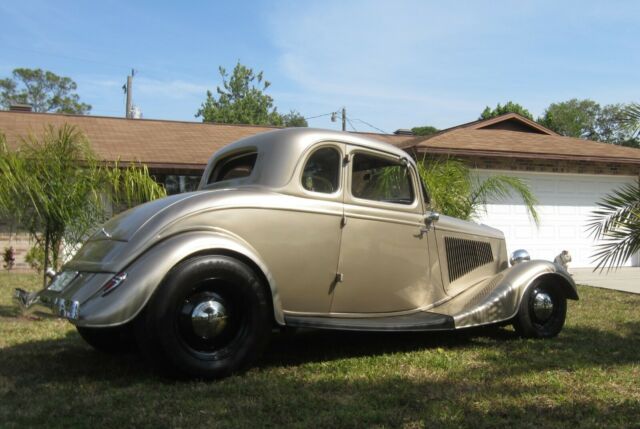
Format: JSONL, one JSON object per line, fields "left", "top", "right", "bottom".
{"left": 513, "top": 281, "right": 567, "bottom": 338}
{"left": 77, "top": 324, "right": 136, "bottom": 353}
{"left": 135, "top": 255, "right": 272, "bottom": 379}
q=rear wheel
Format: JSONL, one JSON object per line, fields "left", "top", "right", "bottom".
{"left": 513, "top": 281, "right": 567, "bottom": 338}
{"left": 136, "top": 255, "right": 272, "bottom": 379}
{"left": 77, "top": 324, "right": 136, "bottom": 353}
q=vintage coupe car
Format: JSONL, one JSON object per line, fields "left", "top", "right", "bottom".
{"left": 16, "top": 128, "right": 578, "bottom": 378}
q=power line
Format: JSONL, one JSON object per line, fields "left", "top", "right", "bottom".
{"left": 304, "top": 112, "right": 334, "bottom": 120}
{"left": 346, "top": 116, "right": 358, "bottom": 132}
{"left": 352, "top": 118, "right": 388, "bottom": 134}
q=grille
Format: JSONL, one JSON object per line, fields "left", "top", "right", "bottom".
{"left": 444, "top": 237, "right": 494, "bottom": 282}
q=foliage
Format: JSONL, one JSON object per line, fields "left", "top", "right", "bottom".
{"left": 411, "top": 125, "right": 439, "bottom": 136}
{"left": 196, "top": 62, "right": 284, "bottom": 126}
{"left": 417, "top": 157, "right": 539, "bottom": 225}
{"left": 282, "top": 110, "right": 308, "bottom": 127}
{"left": 2, "top": 246, "right": 15, "bottom": 271}
{"left": 587, "top": 180, "right": 640, "bottom": 271}
{"left": 0, "top": 127, "right": 165, "bottom": 284}
{"left": 619, "top": 102, "right": 640, "bottom": 147}
{"left": 0, "top": 68, "right": 91, "bottom": 114}
{"left": 539, "top": 99, "right": 639, "bottom": 147}
{"left": 24, "top": 244, "right": 45, "bottom": 273}
{"left": 480, "top": 101, "right": 534, "bottom": 120}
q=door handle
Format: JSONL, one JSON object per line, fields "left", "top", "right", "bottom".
{"left": 420, "top": 211, "right": 440, "bottom": 235}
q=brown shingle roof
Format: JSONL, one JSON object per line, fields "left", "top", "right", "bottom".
{"left": 0, "top": 111, "right": 412, "bottom": 171}
{"left": 408, "top": 127, "right": 640, "bottom": 164}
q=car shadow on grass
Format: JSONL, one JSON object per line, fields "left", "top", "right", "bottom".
{"left": 1, "top": 322, "right": 638, "bottom": 386}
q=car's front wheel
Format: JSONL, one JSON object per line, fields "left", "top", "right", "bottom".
{"left": 513, "top": 281, "right": 567, "bottom": 338}
{"left": 136, "top": 255, "right": 272, "bottom": 379}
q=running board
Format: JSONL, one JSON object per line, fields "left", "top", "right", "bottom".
{"left": 284, "top": 311, "right": 454, "bottom": 332}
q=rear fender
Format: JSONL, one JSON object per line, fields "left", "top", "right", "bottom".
{"left": 74, "top": 231, "right": 282, "bottom": 328}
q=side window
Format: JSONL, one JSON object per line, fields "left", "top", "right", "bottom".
{"left": 208, "top": 152, "right": 257, "bottom": 184}
{"left": 351, "top": 153, "right": 414, "bottom": 204}
{"left": 301, "top": 147, "right": 341, "bottom": 194}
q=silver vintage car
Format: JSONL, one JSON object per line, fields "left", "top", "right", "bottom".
{"left": 17, "top": 128, "right": 578, "bottom": 378}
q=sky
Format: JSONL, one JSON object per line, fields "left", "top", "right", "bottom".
{"left": 1, "top": 0, "right": 639, "bottom": 134}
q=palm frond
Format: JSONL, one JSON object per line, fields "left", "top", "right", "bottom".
{"left": 470, "top": 175, "right": 540, "bottom": 226}
{"left": 621, "top": 102, "right": 640, "bottom": 137}
{"left": 586, "top": 180, "right": 640, "bottom": 271}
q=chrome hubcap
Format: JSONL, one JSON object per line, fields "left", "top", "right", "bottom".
{"left": 190, "top": 299, "right": 228, "bottom": 339}
{"left": 532, "top": 290, "right": 554, "bottom": 321}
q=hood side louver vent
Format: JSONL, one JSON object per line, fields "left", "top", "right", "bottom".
{"left": 445, "top": 237, "right": 494, "bottom": 282}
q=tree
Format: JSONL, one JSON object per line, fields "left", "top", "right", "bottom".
{"left": 0, "top": 68, "right": 91, "bottom": 114}
{"left": 480, "top": 102, "right": 534, "bottom": 121}
{"left": 196, "top": 62, "right": 284, "bottom": 126}
{"left": 587, "top": 180, "right": 640, "bottom": 271}
{"left": 283, "top": 110, "right": 308, "bottom": 127}
{"left": 538, "top": 99, "right": 600, "bottom": 139}
{"left": 417, "top": 157, "right": 539, "bottom": 225}
{"left": 539, "top": 99, "right": 639, "bottom": 147}
{"left": 0, "top": 126, "right": 165, "bottom": 287}
{"left": 411, "top": 125, "right": 439, "bottom": 136}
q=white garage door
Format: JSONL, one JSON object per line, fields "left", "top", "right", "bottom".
{"left": 473, "top": 170, "right": 639, "bottom": 268}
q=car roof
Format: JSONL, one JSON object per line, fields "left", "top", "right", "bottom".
{"left": 201, "top": 128, "right": 416, "bottom": 190}
{"left": 213, "top": 127, "right": 412, "bottom": 161}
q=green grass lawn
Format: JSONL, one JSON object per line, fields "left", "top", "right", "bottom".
{"left": 0, "top": 272, "right": 638, "bottom": 429}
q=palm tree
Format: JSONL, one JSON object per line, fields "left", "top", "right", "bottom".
{"left": 587, "top": 103, "right": 640, "bottom": 270}
{"left": 0, "top": 125, "right": 166, "bottom": 286}
{"left": 416, "top": 157, "right": 539, "bottom": 225}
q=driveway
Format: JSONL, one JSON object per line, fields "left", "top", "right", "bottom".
{"left": 572, "top": 267, "right": 640, "bottom": 294}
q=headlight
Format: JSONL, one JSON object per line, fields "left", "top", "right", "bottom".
{"left": 510, "top": 249, "right": 531, "bottom": 266}
{"left": 47, "top": 271, "right": 79, "bottom": 292}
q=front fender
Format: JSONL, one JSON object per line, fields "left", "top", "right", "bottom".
{"left": 71, "top": 231, "right": 283, "bottom": 328}
{"left": 450, "top": 260, "right": 578, "bottom": 329}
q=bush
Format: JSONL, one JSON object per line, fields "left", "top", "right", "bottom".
{"left": 2, "top": 246, "right": 15, "bottom": 271}
{"left": 25, "top": 245, "right": 45, "bottom": 273}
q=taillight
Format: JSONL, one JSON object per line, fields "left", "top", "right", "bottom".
{"left": 101, "top": 272, "right": 127, "bottom": 296}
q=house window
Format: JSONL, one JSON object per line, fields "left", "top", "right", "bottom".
{"left": 351, "top": 153, "right": 414, "bottom": 204}
{"left": 160, "top": 175, "right": 201, "bottom": 195}
{"left": 301, "top": 147, "right": 341, "bottom": 194}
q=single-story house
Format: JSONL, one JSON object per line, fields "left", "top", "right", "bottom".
{"left": 1, "top": 110, "right": 638, "bottom": 269}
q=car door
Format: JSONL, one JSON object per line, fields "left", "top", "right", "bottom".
{"left": 330, "top": 146, "right": 433, "bottom": 314}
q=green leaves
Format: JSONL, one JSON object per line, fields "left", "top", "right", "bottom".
{"left": 0, "top": 68, "right": 91, "bottom": 114}
{"left": 196, "top": 62, "right": 284, "bottom": 126}
{"left": 196, "top": 62, "right": 308, "bottom": 128}
{"left": 480, "top": 102, "right": 534, "bottom": 121}
{"left": 0, "top": 125, "right": 166, "bottom": 273}
{"left": 587, "top": 180, "right": 640, "bottom": 271}
{"left": 417, "top": 157, "right": 539, "bottom": 225}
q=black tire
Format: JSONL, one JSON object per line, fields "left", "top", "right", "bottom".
{"left": 77, "top": 324, "right": 136, "bottom": 353}
{"left": 135, "top": 255, "right": 272, "bottom": 379}
{"left": 513, "top": 281, "right": 567, "bottom": 338}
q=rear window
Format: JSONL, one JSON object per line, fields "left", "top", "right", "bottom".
{"left": 208, "top": 152, "right": 257, "bottom": 184}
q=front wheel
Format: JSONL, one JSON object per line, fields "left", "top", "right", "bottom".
{"left": 513, "top": 281, "right": 567, "bottom": 338}
{"left": 136, "top": 255, "right": 272, "bottom": 379}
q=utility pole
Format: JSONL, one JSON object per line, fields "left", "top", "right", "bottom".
{"left": 341, "top": 107, "right": 346, "bottom": 131}
{"left": 124, "top": 69, "right": 135, "bottom": 118}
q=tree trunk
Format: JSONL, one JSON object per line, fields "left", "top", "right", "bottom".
{"left": 43, "top": 229, "right": 50, "bottom": 289}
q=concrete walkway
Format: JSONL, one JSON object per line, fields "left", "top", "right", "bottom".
{"left": 571, "top": 267, "right": 640, "bottom": 294}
